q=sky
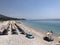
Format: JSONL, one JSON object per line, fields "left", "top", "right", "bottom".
{"left": 0, "top": 0, "right": 60, "bottom": 19}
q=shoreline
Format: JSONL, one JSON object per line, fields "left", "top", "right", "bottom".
{"left": 21, "top": 20, "right": 60, "bottom": 35}
{"left": 16, "top": 21, "right": 59, "bottom": 45}
{"left": 20, "top": 21, "right": 59, "bottom": 37}
{"left": 0, "top": 20, "right": 59, "bottom": 45}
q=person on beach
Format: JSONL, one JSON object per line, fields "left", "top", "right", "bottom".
{"left": 50, "top": 30, "right": 53, "bottom": 35}
{"left": 44, "top": 30, "right": 54, "bottom": 42}
{"left": 47, "top": 30, "right": 53, "bottom": 37}
{"left": 46, "top": 31, "right": 50, "bottom": 37}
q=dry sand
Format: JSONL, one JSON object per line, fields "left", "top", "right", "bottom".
{"left": 0, "top": 21, "right": 59, "bottom": 45}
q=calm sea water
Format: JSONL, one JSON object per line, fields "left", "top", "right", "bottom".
{"left": 21, "top": 20, "right": 60, "bottom": 34}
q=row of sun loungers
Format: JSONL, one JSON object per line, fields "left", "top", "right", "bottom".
{"left": 0, "top": 22, "right": 34, "bottom": 39}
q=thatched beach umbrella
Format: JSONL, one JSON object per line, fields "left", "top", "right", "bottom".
{"left": 0, "top": 26, "right": 5, "bottom": 32}
{"left": 0, "top": 26, "right": 7, "bottom": 35}
{"left": 11, "top": 23, "right": 18, "bottom": 34}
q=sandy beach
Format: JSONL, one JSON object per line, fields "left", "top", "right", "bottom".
{"left": 16, "top": 21, "right": 58, "bottom": 45}
{"left": 0, "top": 21, "right": 59, "bottom": 45}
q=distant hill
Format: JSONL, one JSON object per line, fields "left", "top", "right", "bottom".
{"left": 0, "top": 14, "right": 26, "bottom": 21}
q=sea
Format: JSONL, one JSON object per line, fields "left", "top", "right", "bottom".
{"left": 21, "top": 20, "right": 60, "bottom": 35}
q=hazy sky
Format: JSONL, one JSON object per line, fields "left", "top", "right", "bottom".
{"left": 0, "top": 0, "right": 60, "bottom": 19}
